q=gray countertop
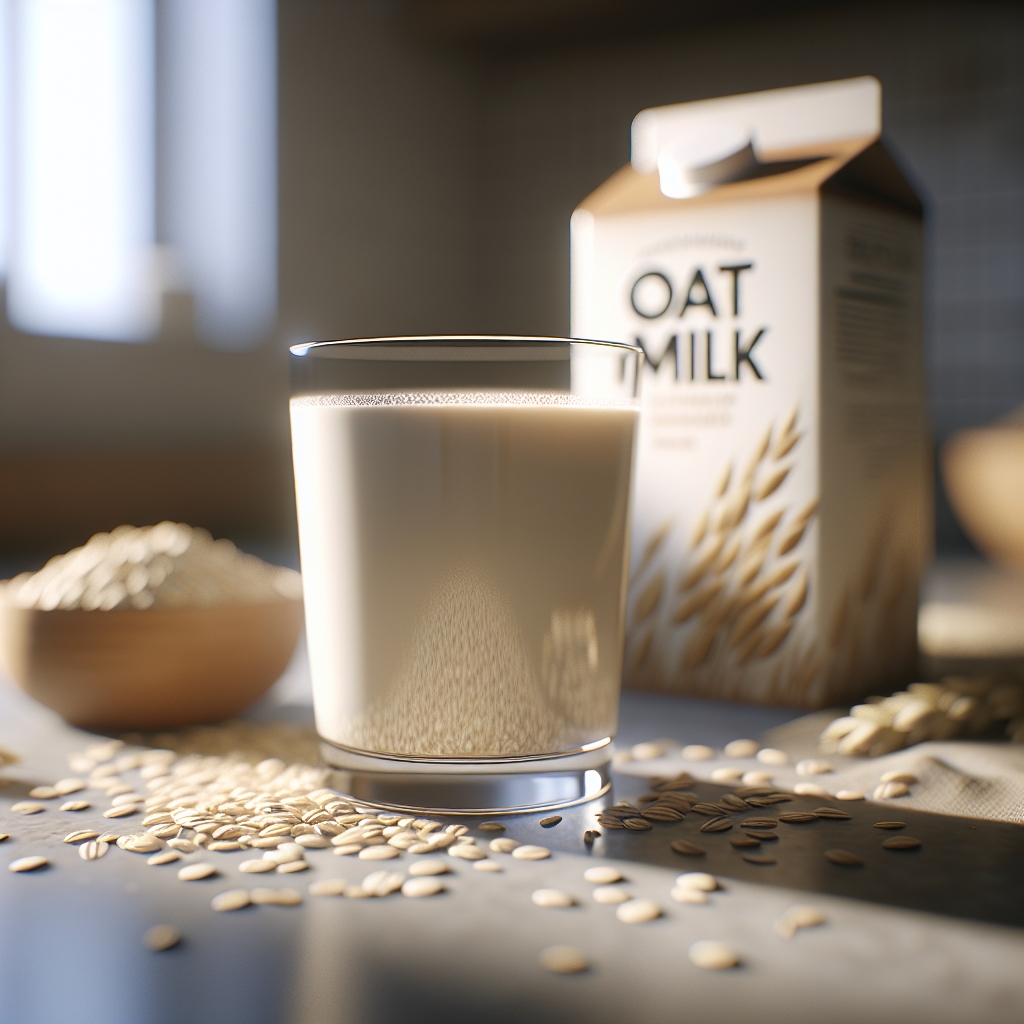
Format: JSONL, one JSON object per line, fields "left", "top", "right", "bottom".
{"left": 2, "top": 642, "right": 1023, "bottom": 1024}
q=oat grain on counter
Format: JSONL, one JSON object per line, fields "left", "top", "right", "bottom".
{"left": 147, "top": 851, "right": 180, "bottom": 865}
{"left": 212, "top": 889, "right": 251, "bottom": 912}
{"left": 401, "top": 877, "right": 445, "bottom": 898}
{"left": 774, "top": 905, "right": 826, "bottom": 938}
{"left": 824, "top": 848, "right": 863, "bottom": 866}
{"left": 448, "top": 844, "right": 485, "bottom": 860}
{"left": 688, "top": 940, "right": 738, "bottom": 969}
{"left": 250, "top": 887, "right": 302, "bottom": 906}
{"left": 724, "top": 739, "right": 759, "bottom": 758}
{"left": 874, "top": 781, "right": 910, "bottom": 799}
{"left": 8, "top": 855, "right": 48, "bottom": 872}
{"left": 539, "top": 946, "right": 589, "bottom": 974}
{"left": 532, "top": 888, "right": 574, "bottom": 908}
{"left": 11, "top": 801, "right": 46, "bottom": 814}
{"left": 102, "top": 805, "right": 138, "bottom": 819}
{"left": 742, "top": 829, "right": 778, "bottom": 840}
{"left": 699, "top": 817, "right": 732, "bottom": 833}
{"left": 812, "top": 807, "right": 851, "bottom": 820}
{"left": 478, "top": 822, "right": 505, "bottom": 831}
{"left": 670, "top": 840, "right": 705, "bottom": 856}
{"left": 144, "top": 925, "right": 181, "bottom": 951}
{"left": 63, "top": 829, "right": 99, "bottom": 843}
{"left": 539, "top": 815, "right": 562, "bottom": 827}
{"left": 793, "top": 782, "right": 831, "bottom": 797}
{"left": 593, "top": 885, "right": 632, "bottom": 904}
{"left": 583, "top": 866, "right": 623, "bottom": 884}
{"left": 80, "top": 841, "right": 109, "bottom": 860}
{"left": 874, "top": 821, "right": 907, "bottom": 829}
{"left": 671, "top": 886, "right": 708, "bottom": 904}
{"left": 408, "top": 859, "right": 449, "bottom": 876}
{"left": 778, "top": 812, "right": 818, "bottom": 824}
{"left": 511, "top": 845, "right": 551, "bottom": 860}
{"left": 616, "top": 899, "right": 661, "bottom": 923}
{"left": 60, "top": 801, "right": 90, "bottom": 812}
{"left": 584, "top": 830, "right": 600, "bottom": 843}
{"left": 239, "top": 859, "right": 276, "bottom": 873}
{"left": 882, "top": 836, "right": 921, "bottom": 849}
{"left": 178, "top": 863, "right": 217, "bottom": 881}
{"left": 730, "top": 836, "right": 760, "bottom": 848}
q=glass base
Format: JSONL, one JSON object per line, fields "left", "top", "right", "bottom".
{"left": 320, "top": 739, "right": 612, "bottom": 815}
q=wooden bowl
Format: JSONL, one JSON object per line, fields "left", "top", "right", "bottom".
{"left": 942, "top": 415, "right": 1024, "bottom": 571}
{"left": 0, "top": 598, "right": 303, "bottom": 731}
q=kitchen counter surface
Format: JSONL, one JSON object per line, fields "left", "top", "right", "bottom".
{"left": 2, "top": 641, "right": 1023, "bottom": 1024}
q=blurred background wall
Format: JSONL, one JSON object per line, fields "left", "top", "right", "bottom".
{"left": 1, "top": 0, "right": 1021, "bottom": 568}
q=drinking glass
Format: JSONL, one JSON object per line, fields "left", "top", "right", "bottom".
{"left": 290, "top": 336, "right": 640, "bottom": 812}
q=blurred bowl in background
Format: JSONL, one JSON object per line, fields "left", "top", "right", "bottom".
{"left": 0, "top": 598, "right": 303, "bottom": 730}
{"left": 942, "top": 404, "right": 1024, "bottom": 571}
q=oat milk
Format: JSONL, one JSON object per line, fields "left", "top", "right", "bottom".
{"left": 571, "top": 77, "right": 931, "bottom": 707}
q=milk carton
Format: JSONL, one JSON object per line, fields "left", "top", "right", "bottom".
{"left": 571, "top": 77, "right": 931, "bottom": 708}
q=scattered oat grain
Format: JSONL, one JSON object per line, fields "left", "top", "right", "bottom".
{"left": 583, "top": 866, "right": 622, "bottom": 884}
{"left": 873, "top": 781, "right": 909, "bottom": 799}
{"left": 212, "top": 889, "right": 251, "bottom": 912}
{"left": 250, "top": 887, "right": 302, "bottom": 905}
{"left": 616, "top": 899, "right": 660, "bottom": 923}
{"left": 63, "top": 829, "right": 99, "bottom": 844}
{"left": 671, "top": 886, "right": 708, "bottom": 904}
{"left": 539, "top": 946, "right": 588, "bottom": 974}
{"left": 401, "top": 877, "right": 445, "bottom": 898}
{"left": 11, "top": 802, "right": 46, "bottom": 814}
{"left": 688, "top": 940, "right": 738, "bottom": 969}
{"left": 670, "top": 840, "right": 705, "bottom": 856}
{"left": 532, "top": 888, "right": 574, "bottom": 908}
{"left": 681, "top": 745, "right": 714, "bottom": 761}
{"left": 144, "top": 925, "right": 181, "bottom": 951}
{"left": 882, "top": 836, "right": 921, "bottom": 850}
{"left": 593, "top": 886, "right": 631, "bottom": 904}
{"left": 723, "top": 739, "right": 759, "bottom": 758}
{"left": 774, "top": 905, "right": 826, "bottom": 938}
{"left": 511, "top": 845, "right": 550, "bottom": 860}
{"left": 8, "top": 855, "right": 48, "bottom": 872}
{"left": 824, "top": 849, "right": 863, "bottom": 866}
{"left": 178, "top": 863, "right": 217, "bottom": 881}
{"left": 147, "top": 850, "right": 180, "bottom": 865}
{"left": 793, "top": 783, "right": 831, "bottom": 797}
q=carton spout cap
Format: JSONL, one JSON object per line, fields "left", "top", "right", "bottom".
{"left": 657, "top": 126, "right": 758, "bottom": 198}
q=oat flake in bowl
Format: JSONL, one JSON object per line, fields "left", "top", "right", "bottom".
{"left": 0, "top": 524, "right": 303, "bottom": 730}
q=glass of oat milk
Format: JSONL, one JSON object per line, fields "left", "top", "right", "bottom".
{"left": 289, "top": 337, "right": 641, "bottom": 813}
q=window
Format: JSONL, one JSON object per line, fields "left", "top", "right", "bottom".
{"left": 0, "top": 0, "right": 276, "bottom": 349}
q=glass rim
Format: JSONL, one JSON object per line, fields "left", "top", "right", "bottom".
{"left": 290, "top": 335, "right": 639, "bottom": 358}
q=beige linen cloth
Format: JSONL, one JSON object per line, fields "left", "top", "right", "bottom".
{"left": 618, "top": 711, "right": 1024, "bottom": 824}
